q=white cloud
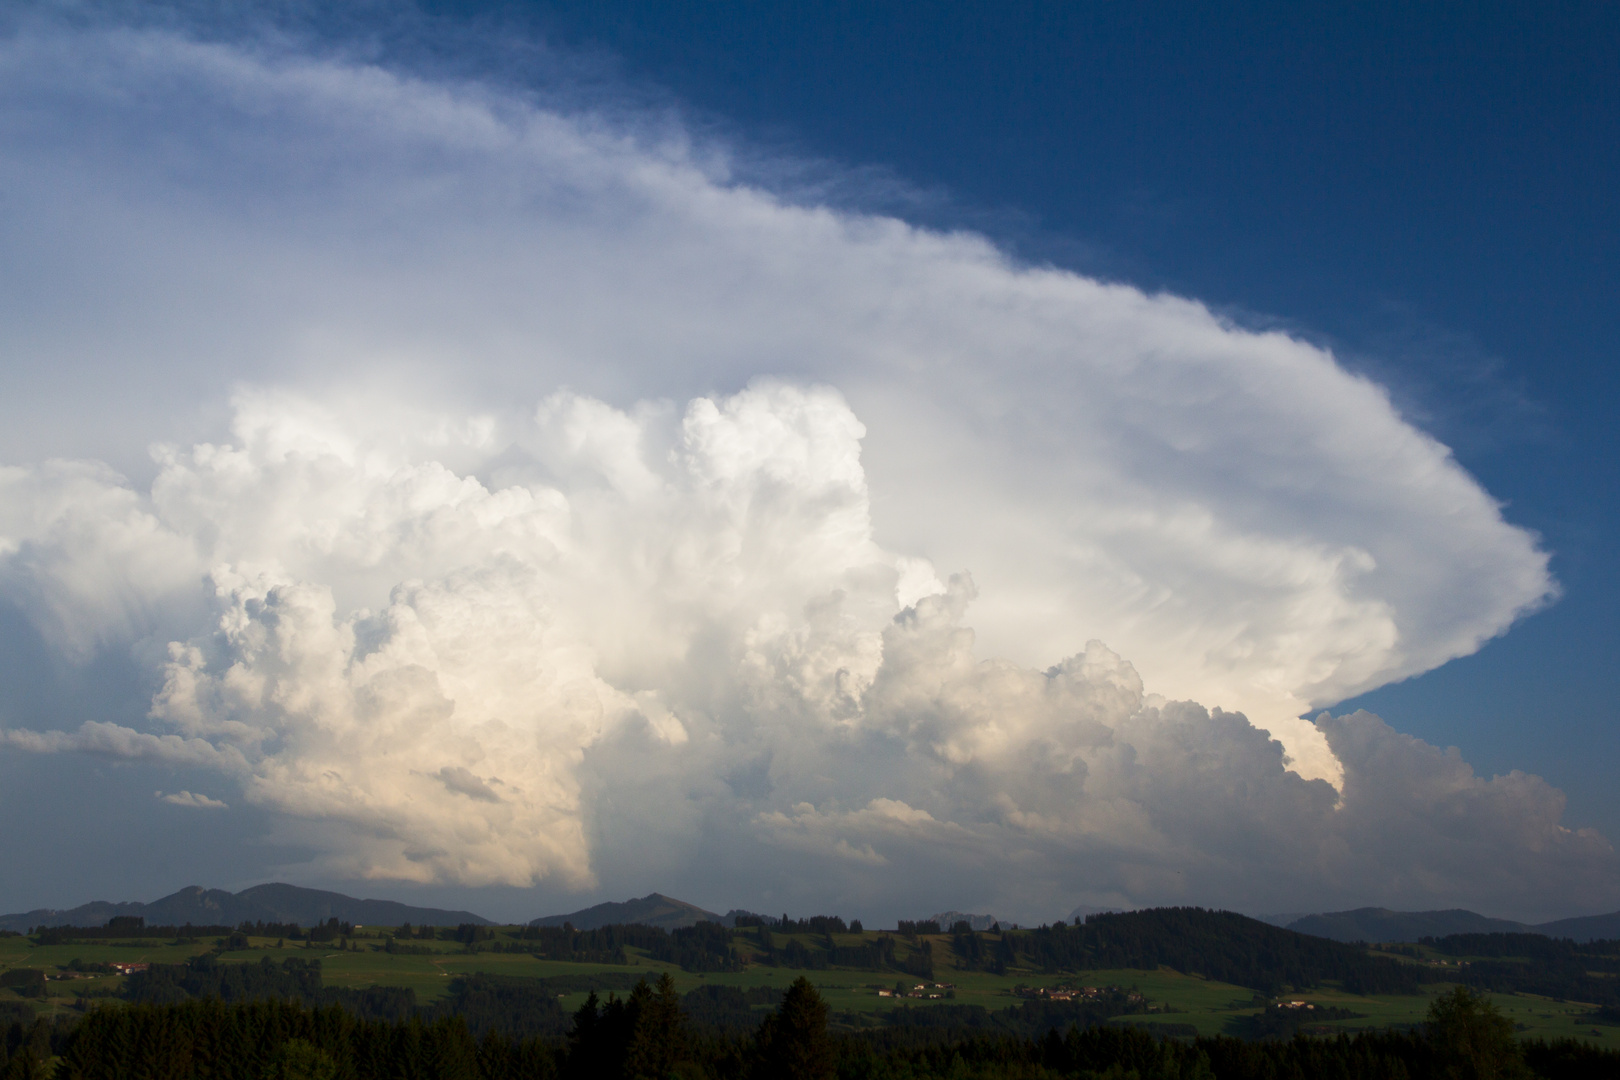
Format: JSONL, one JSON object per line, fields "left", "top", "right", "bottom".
{"left": 0, "top": 386, "right": 1607, "bottom": 919}
{"left": 2, "top": 384, "right": 901, "bottom": 888}
{"left": 756, "top": 799, "right": 972, "bottom": 866}
{"left": 159, "top": 790, "right": 228, "bottom": 810}
{"left": 0, "top": 15, "right": 1599, "bottom": 918}
{"left": 0, "top": 461, "right": 201, "bottom": 659}
{"left": 0, "top": 721, "right": 248, "bottom": 772}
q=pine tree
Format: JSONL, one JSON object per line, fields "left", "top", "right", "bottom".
{"left": 622, "top": 973, "right": 686, "bottom": 1080}
{"left": 427, "top": 1018, "right": 479, "bottom": 1080}
{"left": 751, "top": 976, "right": 833, "bottom": 1080}
{"left": 563, "top": 992, "right": 607, "bottom": 1080}
{"left": 265, "top": 1038, "right": 339, "bottom": 1080}
{"left": 0, "top": 1048, "right": 47, "bottom": 1080}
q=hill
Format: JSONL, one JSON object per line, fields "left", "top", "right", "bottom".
{"left": 528, "top": 892, "right": 722, "bottom": 931}
{"left": 1287, "top": 908, "right": 1529, "bottom": 942}
{"left": 0, "top": 883, "right": 492, "bottom": 932}
{"left": 1062, "top": 907, "right": 1422, "bottom": 995}
{"left": 1285, "top": 906, "right": 1620, "bottom": 943}
{"left": 1535, "top": 910, "right": 1620, "bottom": 942}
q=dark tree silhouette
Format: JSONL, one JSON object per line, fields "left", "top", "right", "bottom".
{"left": 751, "top": 976, "right": 833, "bottom": 1080}
{"left": 1427, "top": 987, "right": 1532, "bottom": 1080}
{"left": 622, "top": 973, "right": 686, "bottom": 1080}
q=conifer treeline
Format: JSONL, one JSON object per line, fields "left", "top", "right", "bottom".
{"left": 123, "top": 957, "right": 416, "bottom": 1023}
{"left": 30, "top": 917, "right": 352, "bottom": 946}
{"left": 12, "top": 974, "right": 827, "bottom": 1080}
{"left": 8, "top": 983, "right": 1620, "bottom": 1080}
{"left": 30, "top": 924, "right": 234, "bottom": 946}
{"left": 500, "top": 923, "right": 742, "bottom": 972}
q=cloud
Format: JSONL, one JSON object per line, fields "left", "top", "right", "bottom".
{"left": 0, "top": 721, "right": 248, "bottom": 772}
{"left": 756, "top": 799, "right": 973, "bottom": 866}
{"left": 0, "top": 19, "right": 1554, "bottom": 768}
{"left": 0, "top": 461, "right": 201, "bottom": 659}
{"left": 0, "top": 14, "right": 1598, "bottom": 918}
{"left": 1, "top": 386, "right": 1606, "bottom": 919}
{"left": 159, "top": 790, "right": 228, "bottom": 810}
{"left": 435, "top": 767, "right": 502, "bottom": 803}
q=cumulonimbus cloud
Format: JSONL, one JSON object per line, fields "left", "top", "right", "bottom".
{"left": 0, "top": 385, "right": 1607, "bottom": 918}
{"left": 0, "top": 14, "right": 1599, "bottom": 918}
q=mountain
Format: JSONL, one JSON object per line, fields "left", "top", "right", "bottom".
{"left": 1534, "top": 910, "right": 1620, "bottom": 942}
{"left": 1286, "top": 908, "right": 1528, "bottom": 942}
{"left": 529, "top": 893, "right": 722, "bottom": 931}
{"left": 0, "top": 884, "right": 493, "bottom": 933}
{"left": 930, "top": 911, "right": 999, "bottom": 931}
{"left": 1285, "top": 906, "right": 1620, "bottom": 944}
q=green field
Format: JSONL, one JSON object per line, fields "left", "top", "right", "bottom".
{"left": 2, "top": 928, "right": 1613, "bottom": 1046}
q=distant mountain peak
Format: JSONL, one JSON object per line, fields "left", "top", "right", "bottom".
{"left": 928, "top": 910, "right": 999, "bottom": 931}
{"left": 529, "top": 893, "right": 723, "bottom": 931}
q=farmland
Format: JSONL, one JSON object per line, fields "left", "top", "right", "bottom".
{"left": 2, "top": 924, "right": 1615, "bottom": 1046}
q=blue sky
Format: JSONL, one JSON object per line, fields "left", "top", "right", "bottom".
{"left": 0, "top": 1, "right": 1614, "bottom": 924}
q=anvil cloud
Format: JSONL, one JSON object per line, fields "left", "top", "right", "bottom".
{"left": 0, "top": 14, "right": 1602, "bottom": 920}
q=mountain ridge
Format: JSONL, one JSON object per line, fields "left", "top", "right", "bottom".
{"left": 1284, "top": 906, "right": 1620, "bottom": 943}
{"left": 0, "top": 883, "right": 493, "bottom": 933}
{"left": 10, "top": 887, "right": 1616, "bottom": 942}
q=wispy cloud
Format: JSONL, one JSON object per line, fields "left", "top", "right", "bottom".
{"left": 159, "top": 790, "right": 228, "bottom": 810}
{"left": 1, "top": 721, "right": 247, "bottom": 772}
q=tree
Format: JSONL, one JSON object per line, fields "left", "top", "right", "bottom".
{"left": 564, "top": 991, "right": 606, "bottom": 1080}
{"left": 0, "top": 1049, "right": 48, "bottom": 1080}
{"left": 266, "top": 1038, "right": 340, "bottom": 1080}
{"left": 751, "top": 976, "right": 833, "bottom": 1080}
{"left": 1426, "top": 986, "right": 1531, "bottom": 1080}
{"left": 0, "top": 971, "right": 44, "bottom": 999}
{"left": 622, "top": 973, "right": 686, "bottom": 1080}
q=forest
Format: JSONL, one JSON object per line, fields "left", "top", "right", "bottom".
{"left": 1419, "top": 934, "right": 1620, "bottom": 1008}
{"left": 3, "top": 976, "right": 1617, "bottom": 1079}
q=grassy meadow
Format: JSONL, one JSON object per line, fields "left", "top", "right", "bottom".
{"left": 2, "top": 927, "right": 1614, "bottom": 1046}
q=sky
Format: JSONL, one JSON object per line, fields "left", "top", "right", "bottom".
{"left": 0, "top": 1, "right": 1615, "bottom": 927}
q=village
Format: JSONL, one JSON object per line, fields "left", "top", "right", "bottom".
{"left": 1011, "top": 984, "right": 1144, "bottom": 1005}
{"left": 43, "top": 961, "right": 148, "bottom": 981}
{"left": 875, "top": 982, "right": 957, "bottom": 999}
